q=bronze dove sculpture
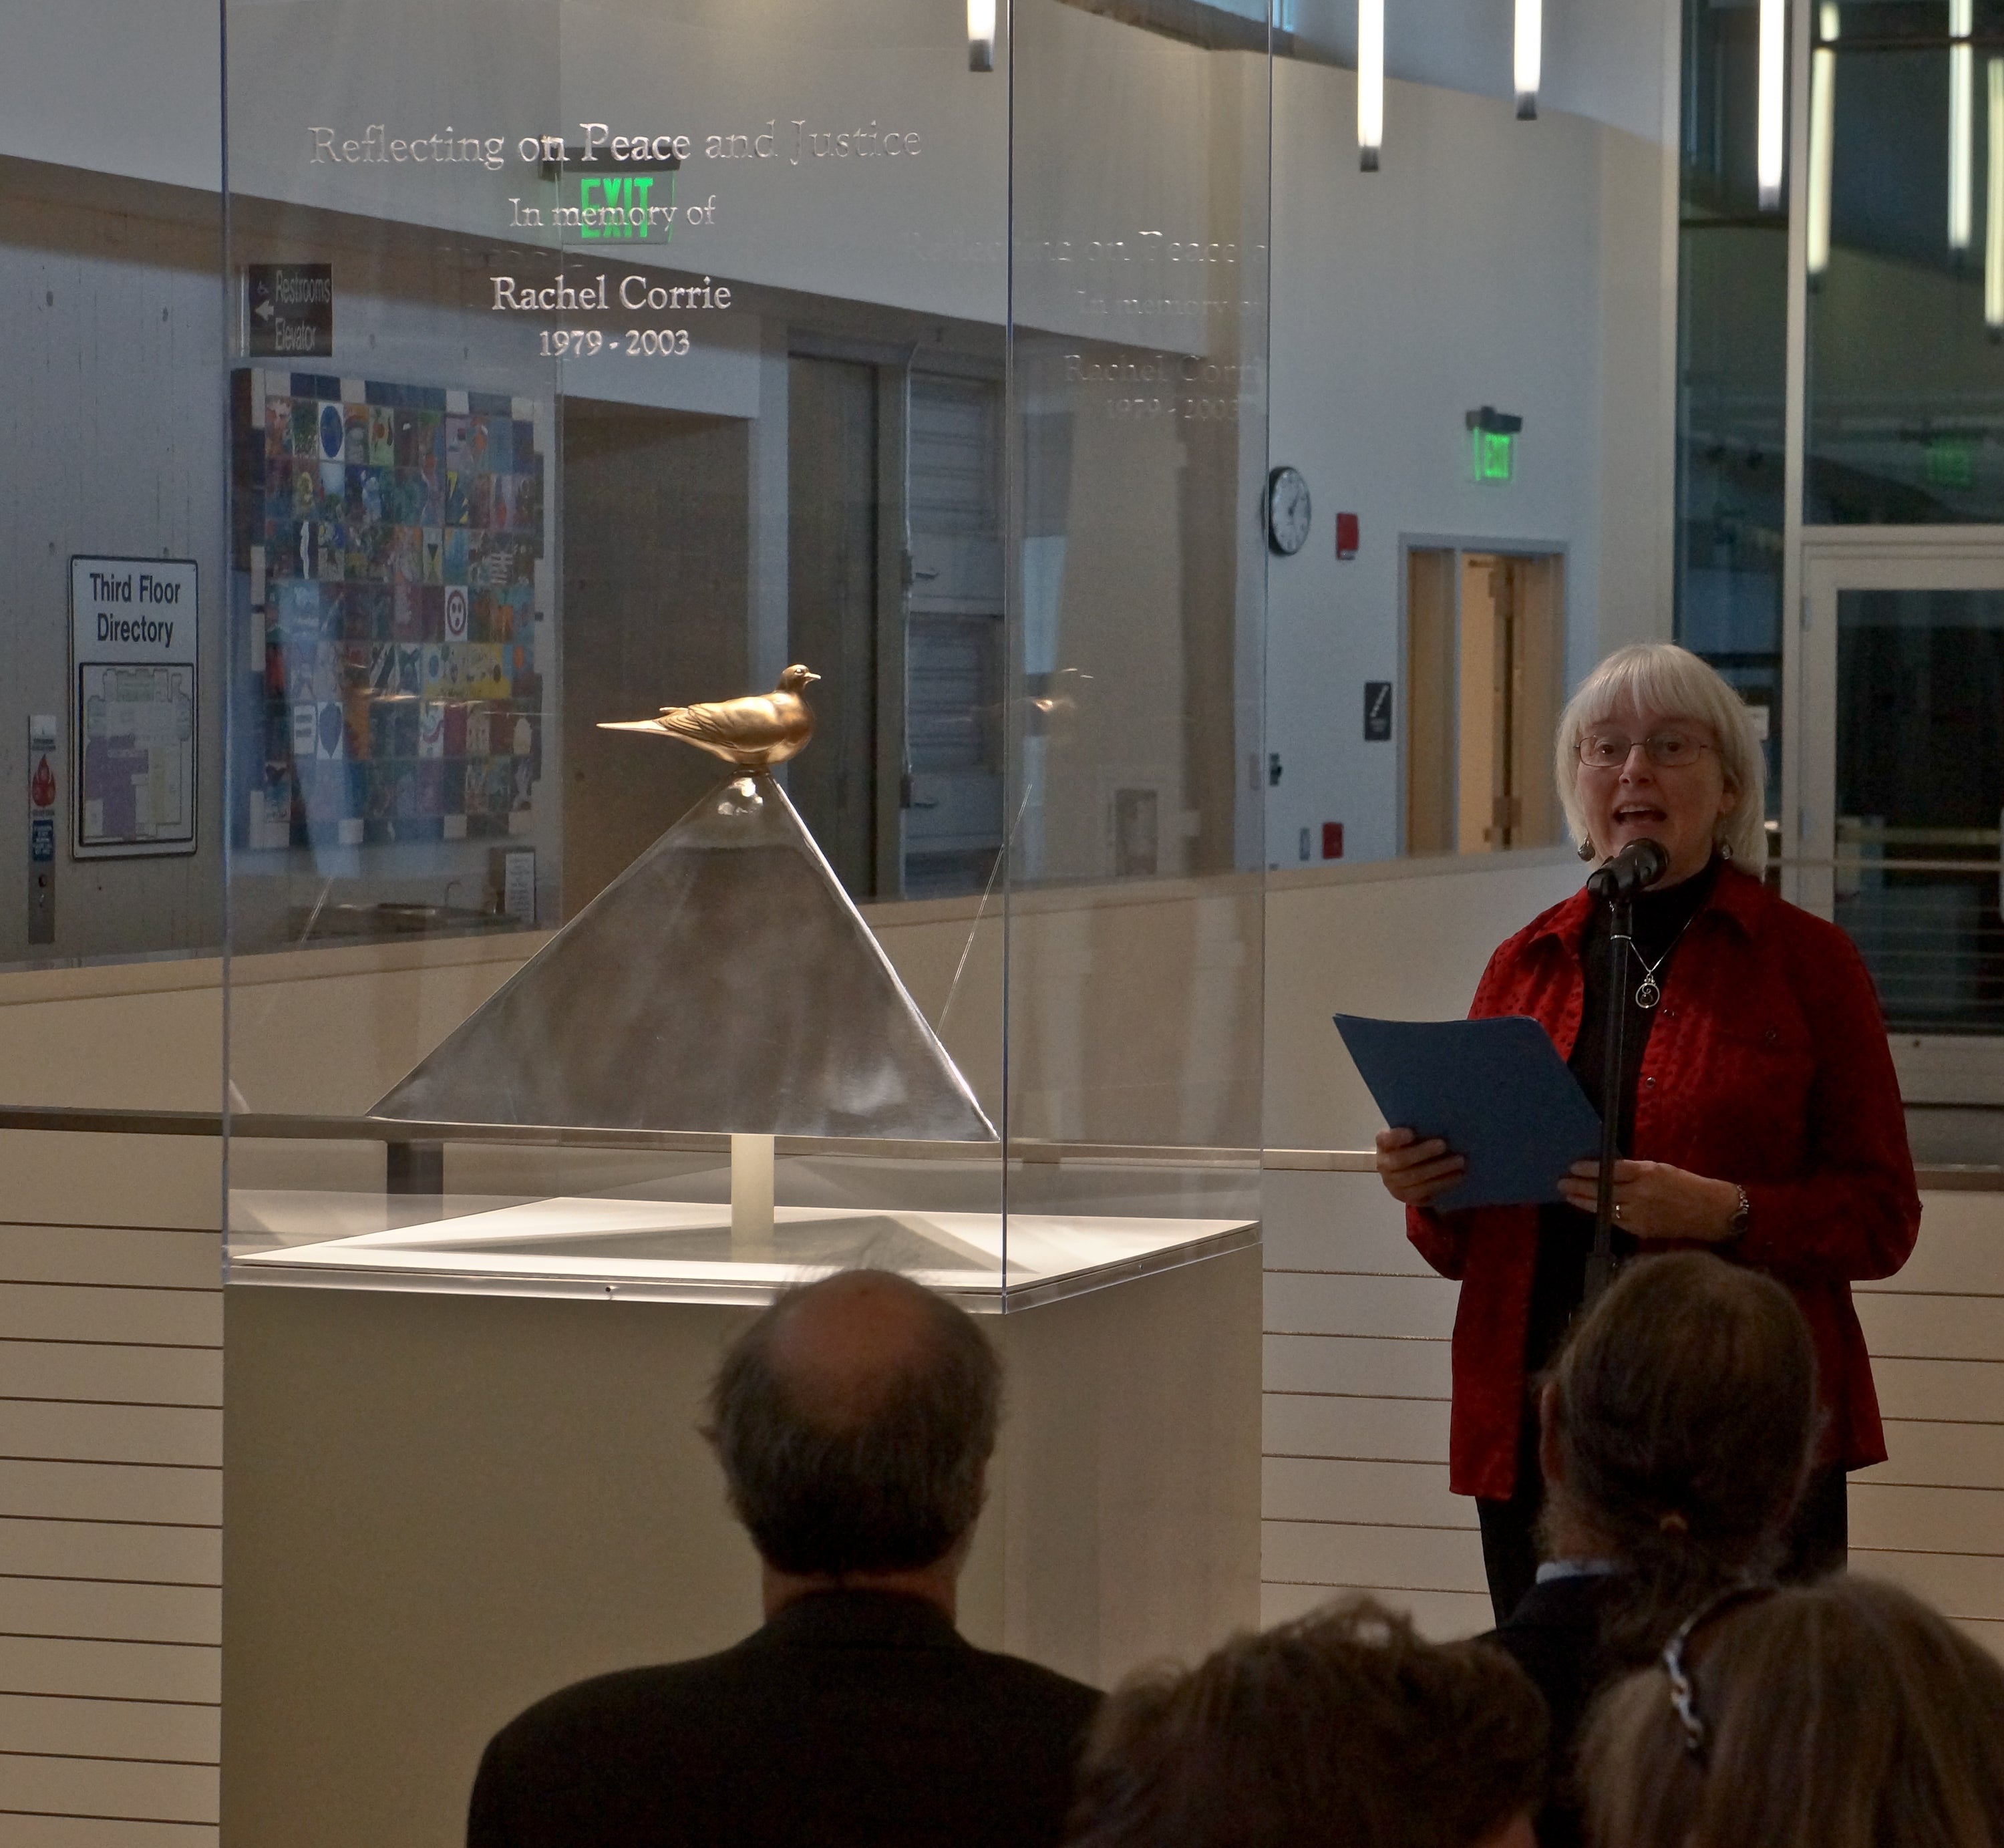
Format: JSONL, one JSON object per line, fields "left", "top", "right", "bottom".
{"left": 598, "top": 665, "right": 820, "bottom": 770}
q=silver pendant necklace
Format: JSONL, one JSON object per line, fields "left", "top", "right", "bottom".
{"left": 1625, "top": 911, "right": 1698, "bottom": 1010}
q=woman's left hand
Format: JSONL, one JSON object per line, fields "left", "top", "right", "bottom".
{"left": 1557, "top": 1159, "right": 1741, "bottom": 1243}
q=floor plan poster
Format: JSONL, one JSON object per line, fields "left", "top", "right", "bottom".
{"left": 69, "top": 557, "right": 200, "bottom": 857}
{"left": 81, "top": 665, "right": 195, "bottom": 844}
{"left": 231, "top": 373, "right": 547, "bottom": 851}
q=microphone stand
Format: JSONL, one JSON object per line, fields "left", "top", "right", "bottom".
{"left": 1584, "top": 890, "right": 1631, "bottom": 1307}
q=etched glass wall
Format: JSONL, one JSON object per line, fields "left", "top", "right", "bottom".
{"left": 219, "top": 0, "right": 1268, "bottom": 1301}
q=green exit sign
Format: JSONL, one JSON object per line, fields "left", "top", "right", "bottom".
{"left": 569, "top": 172, "right": 675, "bottom": 240}
{"left": 1924, "top": 437, "right": 1976, "bottom": 490}
{"left": 1472, "top": 428, "right": 1515, "bottom": 482}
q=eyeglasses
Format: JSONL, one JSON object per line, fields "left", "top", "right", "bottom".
{"left": 1661, "top": 1583, "right": 1779, "bottom": 1762}
{"left": 1577, "top": 730, "right": 1716, "bottom": 770}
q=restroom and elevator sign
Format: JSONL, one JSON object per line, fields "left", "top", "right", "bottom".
{"left": 246, "top": 264, "right": 333, "bottom": 358}
{"left": 69, "top": 556, "right": 199, "bottom": 859}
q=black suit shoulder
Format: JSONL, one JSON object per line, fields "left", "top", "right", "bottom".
{"left": 1484, "top": 1575, "right": 1630, "bottom": 1848}
{"left": 1488, "top": 1573, "right": 1612, "bottom": 1736}
{"left": 470, "top": 1599, "right": 1101, "bottom": 1848}
{"left": 474, "top": 1624, "right": 1102, "bottom": 1745}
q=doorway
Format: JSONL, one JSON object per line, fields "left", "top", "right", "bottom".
{"left": 904, "top": 373, "right": 1005, "bottom": 899}
{"left": 1794, "top": 538, "right": 2004, "bottom": 1137}
{"left": 1403, "top": 544, "right": 1566, "bottom": 856}
{"left": 788, "top": 353, "right": 889, "bottom": 899}
{"left": 561, "top": 402, "right": 750, "bottom": 919}
{"left": 787, "top": 354, "right": 1006, "bottom": 902}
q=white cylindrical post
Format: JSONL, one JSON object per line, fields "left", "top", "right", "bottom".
{"left": 731, "top": 1133, "right": 776, "bottom": 1251}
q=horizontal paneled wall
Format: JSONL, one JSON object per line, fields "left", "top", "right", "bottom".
{"left": 1263, "top": 1171, "right": 2004, "bottom": 1660}
{"left": 1851, "top": 1190, "right": 2004, "bottom": 1658}
{"left": 5, "top": 842, "right": 2000, "bottom": 1848}
{"left": 0, "top": 1136, "right": 221, "bottom": 1848}
{"left": 1261, "top": 1169, "right": 1488, "bottom": 1638}
{"left": 1259, "top": 849, "right": 2004, "bottom": 1655}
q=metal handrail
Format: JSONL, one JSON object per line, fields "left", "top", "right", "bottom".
{"left": 3, "top": 1105, "right": 1993, "bottom": 1188}
{"left": 1833, "top": 824, "right": 2002, "bottom": 846}
{"left": 0, "top": 1104, "right": 1366, "bottom": 1169}
{"left": 1777, "top": 857, "right": 2004, "bottom": 875}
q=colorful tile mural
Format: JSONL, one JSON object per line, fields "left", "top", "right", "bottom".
{"left": 234, "top": 373, "right": 546, "bottom": 849}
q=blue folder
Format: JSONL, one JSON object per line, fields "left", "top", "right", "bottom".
{"left": 1333, "top": 1014, "right": 1603, "bottom": 1212}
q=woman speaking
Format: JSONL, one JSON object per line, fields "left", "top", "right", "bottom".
{"left": 1375, "top": 643, "right": 1919, "bottom": 1625}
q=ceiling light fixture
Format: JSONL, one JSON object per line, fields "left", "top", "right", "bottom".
{"left": 1359, "top": 0, "right": 1383, "bottom": 169}
{"left": 1808, "top": 3, "right": 1838, "bottom": 275}
{"left": 1987, "top": 59, "right": 2004, "bottom": 330}
{"left": 1514, "top": 0, "right": 1541, "bottom": 119}
{"left": 1953, "top": 0, "right": 1975, "bottom": 247}
{"left": 1758, "top": 0, "right": 1785, "bottom": 209}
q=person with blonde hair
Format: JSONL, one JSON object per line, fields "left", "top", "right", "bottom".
{"left": 1373, "top": 642, "right": 1919, "bottom": 1622}
{"left": 1581, "top": 1575, "right": 2004, "bottom": 1848}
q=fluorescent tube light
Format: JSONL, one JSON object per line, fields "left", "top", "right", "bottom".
{"left": 1758, "top": 0, "right": 1785, "bottom": 209}
{"left": 1514, "top": 0, "right": 1540, "bottom": 119}
{"left": 1359, "top": 0, "right": 1383, "bottom": 168}
{"left": 1953, "top": 0, "right": 1974, "bottom": 247}
{"left": 969, "top": 0, "right": 995, "bottom": 71}
{"left": 1808, "top": 5, "right": 1837, "bottom": 274}
{"left": 1988, "top": 58, "right": 2004, "bottom": 328}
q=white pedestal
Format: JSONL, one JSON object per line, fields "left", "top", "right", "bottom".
{"left": 220, "top": 1245, "right": 1260, "bottom": 1848}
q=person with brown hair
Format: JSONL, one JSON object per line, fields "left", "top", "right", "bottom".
{"left": 1063, "top": 1595, "right": 1546, "bottom": 1848}
{"left": 1484, "top": 1251, "right": 1820, "bottom": 1847}
{"left": 1582, "top": 1575, "right": 2004, "bottom": 1848}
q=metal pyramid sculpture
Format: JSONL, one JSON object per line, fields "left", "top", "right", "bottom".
{"left": 372, "top": 772, "right": 996, "bottom": 1140}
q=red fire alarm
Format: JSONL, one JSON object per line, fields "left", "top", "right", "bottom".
{"left": 1322, "top": 822, "right": 1344, "bottom": 859}
{"left": 1335, "top": 512, "right": 1360, "bottom": 560}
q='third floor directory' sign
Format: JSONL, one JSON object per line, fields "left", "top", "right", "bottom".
{"left": 69, "top": 556, "right": 199, "bottom": 858}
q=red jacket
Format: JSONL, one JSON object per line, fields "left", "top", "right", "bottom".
{"left": 1407, "top": 863, "right": 1920, "bottom": 1501}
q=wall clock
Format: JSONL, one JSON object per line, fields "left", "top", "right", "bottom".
{"left": 1267, "top": 465, "right": 1311, "bottom": 555}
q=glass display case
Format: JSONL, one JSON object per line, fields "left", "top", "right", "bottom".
{"left": 220, "top": 0, "right": 1269, "bottom": 1305}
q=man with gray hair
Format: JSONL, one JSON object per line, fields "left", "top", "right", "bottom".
{"left": 468, "top": 1269, "right": 1101, "bottom": 1848}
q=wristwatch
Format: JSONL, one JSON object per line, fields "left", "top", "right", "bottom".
{"left": 1726, "top": 1186, "right": 1751, "bottom": 1241}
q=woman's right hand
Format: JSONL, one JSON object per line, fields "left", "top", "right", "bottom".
{"left": 1374, "top": 1127, "right": 1466, "bottom": 1209}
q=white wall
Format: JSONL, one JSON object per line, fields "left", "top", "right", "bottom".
{"left": 0, "top": 168, "right": 227, "bottom": 964}
{"left": 0, "top": 0, "right": 1680, "bottom": 205}
{"left": 1288, "top": 0, "right": 1677, "bottom": 144}
{"left": 1261, "top": 60, "right": 1677, "bottom": 871}
{"left": 0, "top": 1, "right": 219, "bottom": 192}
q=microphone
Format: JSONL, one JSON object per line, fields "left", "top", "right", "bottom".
{"left": 1587, "top": 838, "right": 1668, "bottom": 902}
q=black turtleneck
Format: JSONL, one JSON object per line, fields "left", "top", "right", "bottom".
{"left": 1521, "top": 855, "right": 1724, "bottom": 1383}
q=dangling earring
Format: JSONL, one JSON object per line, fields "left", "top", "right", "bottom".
{"left": 1576, "top": 838, "right": 1596, "bottom": 862}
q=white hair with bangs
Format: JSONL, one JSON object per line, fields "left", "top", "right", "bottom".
{"left": 1554, "top": 643, "right": 1768, "bottom": 867}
